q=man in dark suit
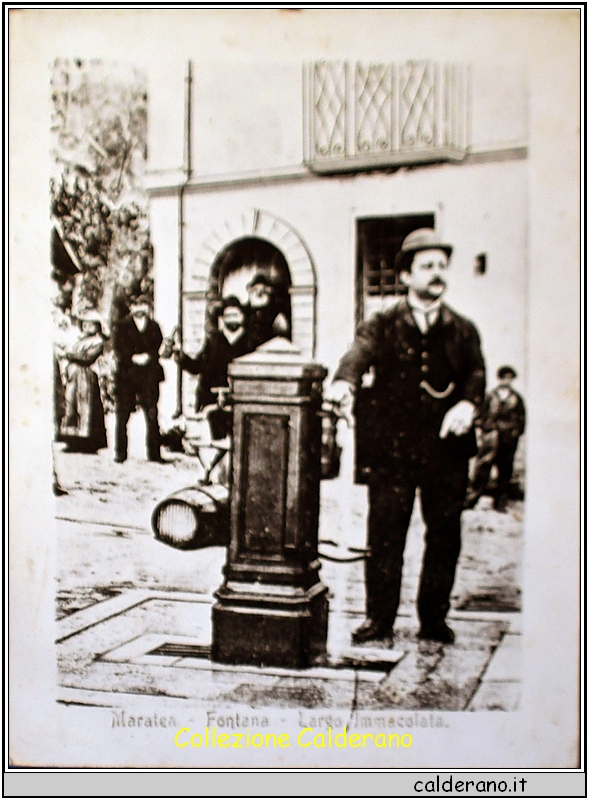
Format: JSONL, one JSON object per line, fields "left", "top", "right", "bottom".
{"left": 328, "top": 229, "right": 486, "bottom": 645}
{"left": 173, "top": 296, "right": 252, "bottom": 439}
{"left": 113, "top": 295, "right": 165, "bottom": 463}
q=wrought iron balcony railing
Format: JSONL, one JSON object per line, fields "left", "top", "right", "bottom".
{"left": 304, "top": 61, "right": 468, "bottom": 172}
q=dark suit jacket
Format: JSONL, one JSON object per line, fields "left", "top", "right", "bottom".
{"left": 179, "top": 329, "right": 251, "bottom": 411}
{"left": 113, "top": 316, "right": 164, "bottom": 399}
{"left": 480, "top": 387, "right": 526, "bottom": 447}
{"left": 334, "top": 299, "right": 486, "bottom": 475}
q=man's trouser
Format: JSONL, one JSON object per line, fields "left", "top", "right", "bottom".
{"left": 468, "top": 432, "right": 519, "bottom": 507}
{"left": 365, "top": 457, "right": 469, "bottom": 631}
{"left": 495, "top": 438, "right": 518, "bottom": 500}
{"left": 115, "top": 382, "right": 161, "bottom": 461}
{"left": 467, "top": 429, "right": 498, "bottom": 504}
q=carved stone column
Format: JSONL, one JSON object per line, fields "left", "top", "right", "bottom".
{"left": 211, "top": 338, "right": 329, "bottom": 668}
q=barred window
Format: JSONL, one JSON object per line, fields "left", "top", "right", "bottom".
{"left": 356, "top": 214, "right": 435, "bottom": 323}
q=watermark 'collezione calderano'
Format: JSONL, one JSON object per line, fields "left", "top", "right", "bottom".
{"left": 174, "top": 726, "right": 413, "bottom": 750}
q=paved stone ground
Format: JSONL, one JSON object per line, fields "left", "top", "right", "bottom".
{"left": 54, "top": 413, "right": 522, "bottom": 714}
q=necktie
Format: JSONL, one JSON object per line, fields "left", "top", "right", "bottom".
{"left": 413, "top": 308, "right": 438, "bottom": 333}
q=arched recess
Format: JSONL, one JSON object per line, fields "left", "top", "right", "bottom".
{"left": 189, "top": 209, "right": 317, "bottom": 359}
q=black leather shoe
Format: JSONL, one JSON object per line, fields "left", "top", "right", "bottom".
{"left": 418, "top": 622, "right": 455, "bottom": 644}
{"left": 351, "top": 620, "right": 393, "bottom": 645}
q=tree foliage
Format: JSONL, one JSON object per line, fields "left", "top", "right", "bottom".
{"left": 50, "top": 59, "right": 152, "bottom": 324}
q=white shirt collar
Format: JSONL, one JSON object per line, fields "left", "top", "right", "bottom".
{"left": 220, "top": 324, "right": 245, "bottom": 346}
{"left": 407, "top": 291, "right": 442, "bottom": 314}
{"left": 407, "top": 292, "right": 442, "bottom": 333}
{"left": 133, "top": 315, "right": 149, "bottom": 332}
{"left": 496, "top": 386, "right": 513, "bottom": 400}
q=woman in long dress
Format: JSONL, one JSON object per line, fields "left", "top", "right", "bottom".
{"left": 56, "top": 311, "right": 107, "bottom": 454}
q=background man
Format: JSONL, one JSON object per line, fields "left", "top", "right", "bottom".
{"left": 466, "top": 365, "right": 526, "bottom": 512}
{"left": 113, "top": 295, "right": 165, "bottom": 463}
{"left": 328, "top": 228, "right": 486, "bottom": 646}
{"left": 245, "top": 273, "right": 290, "bottom": 349}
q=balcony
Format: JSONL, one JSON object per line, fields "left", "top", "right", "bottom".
{"left": 304, "top": 61, "right": 468, "bottom": 173}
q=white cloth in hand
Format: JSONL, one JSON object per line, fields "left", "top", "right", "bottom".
{"left": 439, "top": 400, "right": 476, "bottom": 438}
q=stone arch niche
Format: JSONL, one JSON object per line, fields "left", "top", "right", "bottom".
{"left": 189, "top": 209, "right": 317, "bottom": 359}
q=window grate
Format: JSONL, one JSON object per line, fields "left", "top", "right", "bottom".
{"left": 147, "top": 642, "right": 211, "bottom": 659}
{"left": 356, "top": 213, "right": 435, "bottom": 324}
{"left": 306, "top": 60, "right": 468, "bottom": 172}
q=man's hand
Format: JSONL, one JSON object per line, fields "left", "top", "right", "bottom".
{"left": 160, "top": 338, "right": 175, "bottom": 360}
{"left": 325, "top": 380, "right": 355, "bottom": 426}
{"left": 161, "top": 326, "right": 181, "bottom": 359}
{"left": 131, "top": 352, "right": 150, "bottom": 366}
{"left": 439, "top": 400, "right": 476, "bottom": 438}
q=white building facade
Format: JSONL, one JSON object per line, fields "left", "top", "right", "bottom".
{"left": 145, "top": 61, "right": 528, "bottom": 429}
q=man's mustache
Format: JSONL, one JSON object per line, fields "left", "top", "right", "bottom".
{"left": 428, "top": 278, "right": 446, "bottom": 287}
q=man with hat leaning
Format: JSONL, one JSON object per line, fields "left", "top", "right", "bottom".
{"left": 172, "top": 295, "right": 252, "bottom": 415}
{"left": 327, "top": 228, "right": 486, "bottom": 645}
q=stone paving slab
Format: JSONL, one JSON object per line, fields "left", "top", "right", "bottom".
{"left": 61, "top": 653, "right": 359, "bottom": 710}
{"left": 58, "top": 598, "right": 210, "bottom": 676}
{"left": 57, "top": 589, "right": 211, "bottom": 642}
{"left": 481, "top": 633, "right": 521, "bottom": 682}
{"left": 57, "top": 588, "right": 520, "bottom": 713}
{"left": 356, "top": 620, "right": 506, "bottom": 711}
{"left": 58, "top": 593, "right": 357, "bottom": 709}
{"left": 62, "top": 658, "right": 284, "bottom": 702}
{"left": 467, "top": 681, "right": 521, "bottom": 712}
{"left": 451, "top": 609, "right": 522, "bottom": 634}
{"left": 212, "top": 675, "right": 356, "bottom": 710}
{"left": 338, "top": 646, "right": 405, "bottom": 670}
{"left": 58, "top": 685, "right": 221, "bottom": 713}
{"left": 102, "top": 633, "right": 192, "bottom": 664}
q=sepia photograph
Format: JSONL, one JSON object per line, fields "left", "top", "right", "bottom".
{"left": 8, "top": 7, "right": 581, "bottom": 772}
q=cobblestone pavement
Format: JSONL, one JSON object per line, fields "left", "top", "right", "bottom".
{"left": 54, "top": 413, "right": 522, "bottom": 714}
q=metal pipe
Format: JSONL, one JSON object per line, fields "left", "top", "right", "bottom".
{"left": 174, "top": 60, "right": 192, "bottom": 418}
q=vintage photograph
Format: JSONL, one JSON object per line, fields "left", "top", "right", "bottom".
{"left": 9, "top": 8, "right": 580, "bottom": 770}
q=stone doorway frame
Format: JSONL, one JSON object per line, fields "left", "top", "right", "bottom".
{"left": 192, "top": 209, "right": 317, "bottom": 359}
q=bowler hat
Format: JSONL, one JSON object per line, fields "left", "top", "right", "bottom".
{"left": 129, "top": 294, "right": 152, "bottom": 307}
{"left": 394, "top": 228, "right": 453, "bottom": 273}
{"left": 247, "top": 273, "right": 273, "bottom": 290}
{"left": 77, "top": 309, "right": 102, "bottom": 324}
{"left": 497, "top": 365, "right": 517, "bottom": 379}
{"left": 222, "top": 295, "right": 244, "bottom": 311}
